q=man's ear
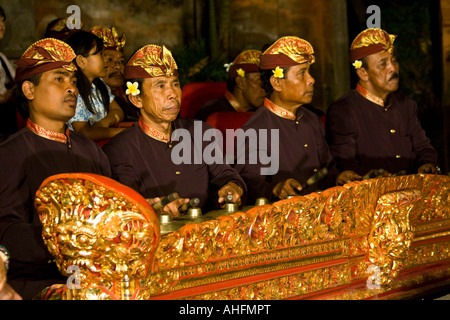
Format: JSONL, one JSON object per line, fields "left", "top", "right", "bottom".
{"left": 21, "top": 81, "right": 35, "bottom": 100}
{"left": 356, "top": 68, "right": 369, "bottom": 82}
{"left": 269, "top": 75, "right": 282, "bottom": 93}
{"left": 128, "top": 93, "right": 143, "bottom": 109}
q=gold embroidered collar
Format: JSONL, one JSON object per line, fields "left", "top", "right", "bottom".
{"left": 26, "top": 119, "right": 69, "bottom": 144}
{"left": 356, "top": 83, "right": 386, "bottom": 107}
{"left": 224, "top": 90, "right": 247, "bottom": 112}
{"left": 264, "top": 98, "right": 296, "bottom": 120}
{"left": 138, "top": 117, "right": 171, "bottom": 142}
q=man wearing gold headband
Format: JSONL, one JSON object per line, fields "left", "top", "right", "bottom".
{"left": 0, "top": 38, "right": 111, "bottom": 299}
{"left": 103, "top": 44, "right": 246, "bottom": 217}
{"left": 234, "top": 36, "right": 345, "bottom": 204}
{"left": 326, "top": 28, "right": 439, "bottom": 181}
{"left": 194, "top": 49, "right": 266, "bottom": 122}
{"left": 90, "top": 26, "right": 138, "bottom": 121}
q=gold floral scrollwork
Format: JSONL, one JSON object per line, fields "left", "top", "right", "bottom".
{"left": 413, "top": 174, "right": 450, "bottom": 223}
{"left": 249, "top": 206, "right": 283, "bottom": 250}
{"left": 368, "top": 189, "right": 420, "bottom": 286}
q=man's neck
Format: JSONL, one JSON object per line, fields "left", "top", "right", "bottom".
{"left": 269, "top": 94, "right": 301, "bottom": 114}
{"left": 225, "top": 90, "right": 251, "bottom": 112}
{"left": 231, "top": 90, "right": 252, "bottom": 111}
{"left": 30, "top": 116, "right": 66, "bottom": 134}
{"left": 138, "top": 116, "right": 173, "bottom": 143}
{"left": 356, "top": 82, "right": 390, "bottom": 107}
{"left": 358, "top": 81, "right": 389, "bottom": 102}
{"left": 109, "top": 85, "right": 122, "bottom": 96}
{"left": 141, "top": 114, "right": 172, "bottom": 134}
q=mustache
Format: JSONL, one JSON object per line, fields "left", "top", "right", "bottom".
{"left": 168, "top": 101, "right": 181, "bottom": 108}
{"left": 64, "top": 93, "right": 77, "bottom": 100}
{"left": 64, "top": 93, "right": 77, "bottom": 104}
{"left": 165, "top": 100, "right": 181, "bottom": 109}
{"left": 389, "top": 73, "right": 399, "bottom": 81}
{"left": 108, "top": 71, "right": 123, "bottom": 78}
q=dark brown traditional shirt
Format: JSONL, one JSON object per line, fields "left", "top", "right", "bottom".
{"left": 103, "top": 118, "right": 247, "bottom": 212}
{"left": 326, "top": 85, "right": 439, "bottom": 175}
{"left": 233, "top": 98, "right": 336, "bottom": 204}
{"left": 0, "top": 120, "right": 111, "bottom": 299}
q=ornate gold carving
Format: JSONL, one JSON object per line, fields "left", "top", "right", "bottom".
{"left": 407, "top": 240, "right": 450, "bottom": 267}
{"left": 35, "top": 173, "right": 450, "bottom": 300}
{"left": 35, "top": 174, "right": 160, "bottom": 300}
{"left": 330, "top": 265, "right": 450, "bottom": 300}
{"left": 153, "top": 241, "right": 345, "bottom": 297}
{"left": 151, "top": 175, "right": 449, "bottom": 296}
{"left": 412, "top": 175, "right": 450, "bottom": 223}
{"left": 182, "top": 263, "right": 351, "bottom": 300}
{"left": 150, "top": 175, "right": 449, "bottom": 296}
{"left": 152, "top": 194, "right": 342, "bottom": 274}
{"left": 368, "top": 189, "right": 419, "bottom": 285}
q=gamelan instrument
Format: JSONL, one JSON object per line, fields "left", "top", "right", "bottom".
{"left": 35, "top": 173, "right": 450, "bottom": 300}
{"left": 152, "top": 192, "right": 179, "bottom": 210}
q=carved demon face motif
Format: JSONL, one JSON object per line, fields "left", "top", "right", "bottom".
{"left": 42, "top": 210, "right": 154, "bottom": 282}
{"left": 36, "top": 176, "right": 159, "bottom": 299}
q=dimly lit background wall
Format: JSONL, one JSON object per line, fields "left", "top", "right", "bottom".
{"left": 0, "top": 0, "right": 448, "bottom": 172}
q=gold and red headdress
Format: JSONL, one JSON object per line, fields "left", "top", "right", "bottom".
{"left": 15, "top": 38, "right": 77, "bottom": 83}
{"left": 228, "top": 49, "right": 262, "bottom": 78}
{"left": 90, "top": 26, "right": 126, "bottom": 52}
{"left": 124, "top": 44, "right": 178, "bottom": 80}
{"left": 350, "top": 28, "right": 396, "bottom": 63}
{"left": 259, "top": 36, "right": 315, "bottom": 70}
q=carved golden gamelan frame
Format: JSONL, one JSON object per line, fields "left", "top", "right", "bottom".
{"left": 35, "top": 173, "right": 450, "bottom": 300}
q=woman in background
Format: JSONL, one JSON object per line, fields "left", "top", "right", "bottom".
{"left": 66, "top": 30, "right": 125, "bottom": 141}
